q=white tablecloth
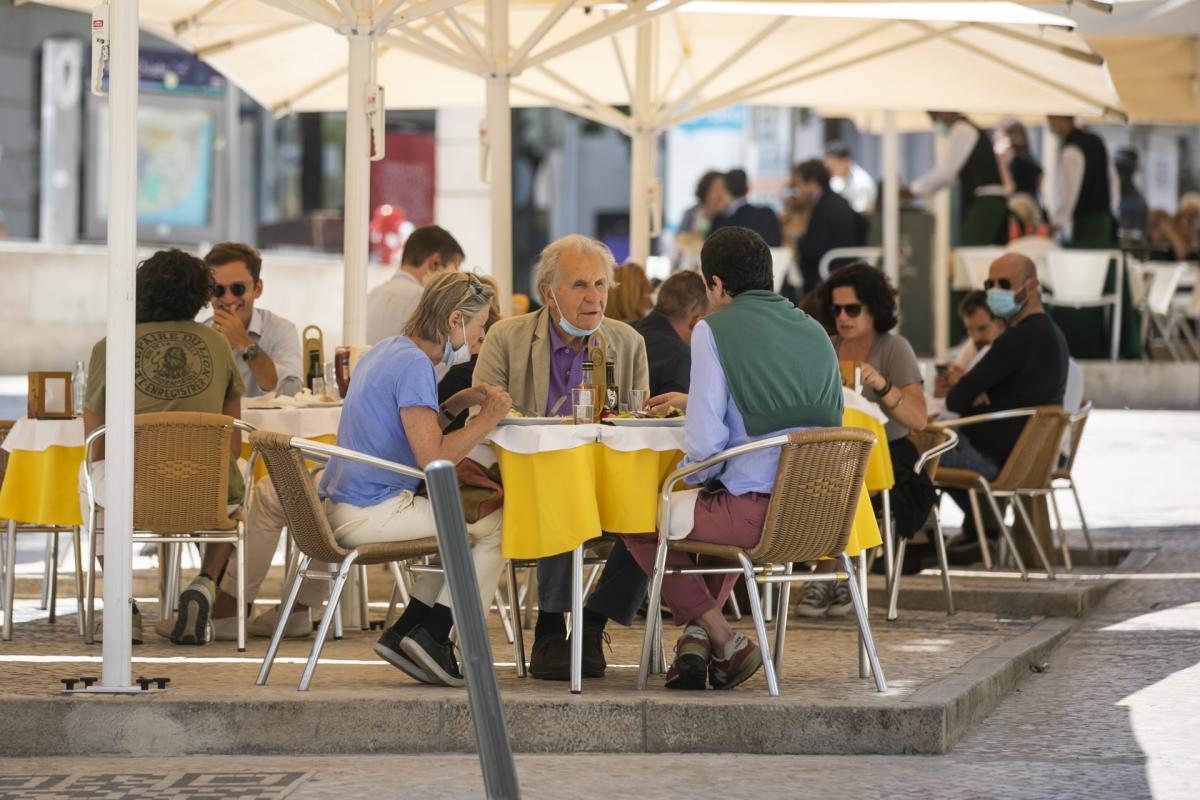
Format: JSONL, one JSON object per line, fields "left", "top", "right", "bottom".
{"left": 242, "top": 406, "right": 342, "bottom": 439}
{"left": 2, "top": 417, "right": 84, "bottom": 453}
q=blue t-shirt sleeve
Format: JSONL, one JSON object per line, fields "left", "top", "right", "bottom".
{"left": 395, "top": 357, "right": 440, "bottom": 413}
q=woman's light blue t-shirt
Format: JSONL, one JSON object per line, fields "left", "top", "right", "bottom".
{"left": 319, "top": 336, "right": 439, "bottom": 507}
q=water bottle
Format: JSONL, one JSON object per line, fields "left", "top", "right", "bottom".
{"left": 72, "top": 360, "right": 86, "bottom": 416}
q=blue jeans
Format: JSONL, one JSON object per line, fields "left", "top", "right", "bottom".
{"left": 938, "top": 432, "right": 1000, "bottom": 481}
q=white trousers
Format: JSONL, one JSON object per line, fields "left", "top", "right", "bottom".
{"left": 324, "top": 492, "right": 504, "bottom": 612}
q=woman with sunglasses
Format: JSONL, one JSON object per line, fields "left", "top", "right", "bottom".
{"left": 318, "top": 271, "right": 512, "bottom": 687}
{"left": 797, "top": 264, "right": 934, "bottom": 615}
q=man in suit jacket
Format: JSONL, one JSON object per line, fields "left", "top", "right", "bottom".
{"left": 709, "top": 168, "right": 783, "bottom": 246}
{"left": 792, "top": 159, "right": 865, "bottom": 296}
{"left": 474, "top": 235, "right": 650, "bottom": 682}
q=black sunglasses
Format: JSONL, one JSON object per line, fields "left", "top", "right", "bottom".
{"left": 830, "top": 303, "right": 864, "bottom": 318}
{"left": 213, "top": 282, "right": 250, "bottom": 298}
{"left": 983, "top": 278, "right": 1021, "bottom": 291}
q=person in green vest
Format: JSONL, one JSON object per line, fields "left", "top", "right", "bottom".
{"left": 625, "top": 226, "right": 843, "bottom": 690}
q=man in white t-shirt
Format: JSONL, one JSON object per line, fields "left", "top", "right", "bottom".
{"left": 824, "top": 140, "right": 877, "bottom": 215}
{"left": 366, "top": 225, "right": 465, "bottom": 344}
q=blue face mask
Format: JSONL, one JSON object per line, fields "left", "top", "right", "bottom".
{"left": 549, "top": 289, "right": 603, "bottom": 338}
{"left": 442, "top": 317, "right": 471, "bottom": 366}
{"left": 986, "top": 285, "right": 1026, "bottom": 319}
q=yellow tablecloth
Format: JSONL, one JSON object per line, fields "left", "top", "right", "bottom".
{"left": 0, "top": 445, "right": 85, "bottom": 527}
{"left": 492, "top": 409, "right": 891, "bottom": 561}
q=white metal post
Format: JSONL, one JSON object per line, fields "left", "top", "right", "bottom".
{"left": 628, "top": 21, "right": 655, "bottom": 266}
{"left": 343, "top": 27, "right": 374, "bottom": 346}
{"left": 1041, "top": 125, "right": 1059, "bottom": 224}
{"left": 932, "top": 127, "right": 951, "bottom": 360}
{"left": 101, "top": 0, "right": 138, "bottom": 689}
{"left": 486, "top": 0, "right": 513, "bottom": 312}
{"left": 882, "top": 110, "right": 900, "bottom": 288}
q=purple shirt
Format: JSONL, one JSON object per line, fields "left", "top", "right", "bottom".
{"left": 547, "top": 321, "right": 587, "bottom": 415}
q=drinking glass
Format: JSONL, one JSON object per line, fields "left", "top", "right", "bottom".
{"left": 627, "top": 388, "right": 649, "bottom": 414}
{"left": 311, "top": 377, "right": 328, "bottom": 399}
{"left": 572, "top": 387, "right": 595, "bottom": 425}
{"left": 324, "top": 361, "right": 337, "bottom": 392}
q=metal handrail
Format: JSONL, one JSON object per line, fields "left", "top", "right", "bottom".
{"left": 284, "top": 436, "right": 423, "bottom": 481}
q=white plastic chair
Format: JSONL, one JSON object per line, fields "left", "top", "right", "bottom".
{"left": 953, "top": 247, "right": 1008, "bottom": 290}
{"left": 769, "top": 247, "right": 793, "bottom": 294}
{"left": 1043, "top": 250, "right": 1123, "bottom": 362}
{"left": 1006, "top": 236, "right": 1060, "bottom": 289}
{"left": 818, "top": 246, "right": 882, "bottom": 281}
{"left": 1144, "top": 263, "right": 1192, "bottom": 361}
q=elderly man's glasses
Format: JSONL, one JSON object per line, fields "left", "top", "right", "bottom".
{"left": 831, "top": 303, "right": 863, "bottom": 318}
{"left": 983, "top": 278, "right": 1016, "bottom": 291}
{"left": 213, "top": 282, "right": 250, "bottom": 298}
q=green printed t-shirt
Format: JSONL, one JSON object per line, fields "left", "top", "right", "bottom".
{"left": 85, "top": 321, "right": 246, "bottom": 506}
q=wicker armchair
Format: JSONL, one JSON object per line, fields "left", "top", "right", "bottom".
{"left": 83, "top": 412, "right": 253, "bottom": 650}
{"left": 251, "top": 430, "right": 446, "bottom": 691}
{"left": 933, "top": 406, "right": 1071, "bottom": 579}
{"left": 1049, "top": 401, "right": 1095, "bottom": 565}
{"left": 886, "top": 428, "right": 959, "bottom": 620}
{"left": 636, "top": 427, "right": 884, "bottom": 697}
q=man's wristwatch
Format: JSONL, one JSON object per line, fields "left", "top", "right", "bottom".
{"left": 240, "top": 343, "right": 260, "bottom": 361}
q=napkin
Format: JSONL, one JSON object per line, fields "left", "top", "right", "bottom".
{"left": 842, "top": 387, "right": 889, "bottom": 425}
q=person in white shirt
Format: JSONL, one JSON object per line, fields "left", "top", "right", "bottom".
{"left": 1046, "top": 116, "right": 1120, "bottom": 247}
{"left": 366, "top": 225, "right": 465, "bottom": 344}
{"left": 904, "top": 112, "right": 1009, "bottom": 246}
{"left": 204, "top": 242, "right": 303, "bottom": 397}
{"left": 824, "top": 140, "right": 877, "bottom": 215}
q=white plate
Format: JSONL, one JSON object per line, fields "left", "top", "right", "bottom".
{"left": 606, "top": 416, "right": 684, "bottom": 427}
{"left": 496, "top": 416, "right": 566, "bottom": 426}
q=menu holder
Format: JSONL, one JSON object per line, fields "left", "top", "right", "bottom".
{"left": 28, "top": 371, "right": 74, "bottom": 419}
{"left": 303, "top": 325, "right": 324, "bottom": 389}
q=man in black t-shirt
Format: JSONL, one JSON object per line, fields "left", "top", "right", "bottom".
{"left": 941, "top": 253, "right": 1068, "bottom": 478}
{"left": 632, "top": 270, "right": 708, "bottom": 396}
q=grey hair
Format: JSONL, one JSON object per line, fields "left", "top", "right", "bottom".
{"left": 534, "top": 235, "right": 619, "bottom": 292}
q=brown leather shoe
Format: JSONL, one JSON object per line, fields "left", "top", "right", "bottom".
{"left": 529, "top": 633, "right": 570, "bottom": 680}
{"left": 581, "top": 626, "right": 609, "bottom": 678}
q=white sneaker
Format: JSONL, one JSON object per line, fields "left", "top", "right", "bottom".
{"left": 794, "top": 582, "right": 833, "bottom": 618}
{"left": 249, "top": 606, "right": 312, "bottom": 639}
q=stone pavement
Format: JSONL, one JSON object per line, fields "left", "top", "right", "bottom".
{"left": 1, "top": 526, "right": 1197, "bottom": 798}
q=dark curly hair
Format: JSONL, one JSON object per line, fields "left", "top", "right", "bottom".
{"left": 136, "top": 249, "right": 215, "bottom": 324}
{"left": 819, "top": 262, "right": 898, "bottom": 333}
{"left": 700, "top": 226, "right": 773, "bottom": 297}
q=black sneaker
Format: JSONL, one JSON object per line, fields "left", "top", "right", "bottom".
{"left": 374, "top": 628, "right": 435, "bottom": 685}
{"left": 400, "top": 626, "right": 465, "bottom": 687}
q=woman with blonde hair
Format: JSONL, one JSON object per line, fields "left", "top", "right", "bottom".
{"left": 606, "top": 262, "right": 653, "bottom": 322}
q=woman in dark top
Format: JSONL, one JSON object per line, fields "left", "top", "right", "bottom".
{"left": 996, "top": 118, "right": 1043, "bottom": 203}
{"left": 438, "top": 275, "right": 502, "bottom": 431}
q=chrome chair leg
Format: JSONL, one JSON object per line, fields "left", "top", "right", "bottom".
{"left": 570, "top": 544, "right": 584, "bottom": 694}
{"left": 300, "top": 554, "right": 358, "bottom": 692}
{"left": 738, "top": 553, "right": 779, "bottom": 697}
{"left": 257, "top": 555, "right": 307, "bottom": 686}
{"left": 983, "top": 489, "right": 1028, "bottom": 580}
{"left": 494, "top": 588, "right": 514, "bottom": 645}
{"left": 39, "top": 535, "right": 53, "bottom": 611}
{"left": 507, "top": 560, "right": 526, "bottom": 677}
{"left": 636, "top": 539, "right": 671, "bottom": 691}
{"left": 887, "top": 538, "right": 907, "bottom": 621}
{"left": 522, "top": 566, "right": 535, "bottom": 630}
{"left": 881, "top": 490, "right": 895, "bottom": 600}
{"left": 162, "top": 542, "right": 182, "bottom": 620}
{"left": 773, "top": 563, "right": 793, "bottom": 677}
{"left": 967, "top": 490, "right": 993, "bottom": 570}
{"left": 356, "top": 563, "right": 371, "bottom": 630}
{"left": 332, "top": 595, "right": 344, "bottom": 640}
{"left": 725, "top": 585, "right": 743, "bottom": 620}
{"left": 3, "top": 520, "right": 16, "bottom": 640}
{"left": 931, "top": 510, "right": 955, "bottom": 615}
{"left": 858, "top": 550, "right": 869, "bottom": 679}
{"left": 843, "top": 553, "right": 887, "bottom": 693}
{"left": 1012, "top": 495, "right": 1056, "bottom": 579}
{"left": 72, "top": 526, "right": 86, "bottom": 638}
{"left": 48, "top": 530, "right": 60, "bottom": 623}
{"left": 1048, "top": 491, "right": 1072, "bottom": 572}
{"left": 236, "top": 523, "right": 247, "bottom": 652}
{"left": 85, "top": 513, "right": 98, "bottom": 644}
{"left": 762, "top": 581, "right": 774, "bottom": 623}
{"left": 1068, "top": 480, "right": 1096, "bottom": 557}
{"left": 384, "top": 561, "right": 409, "bottom": 627}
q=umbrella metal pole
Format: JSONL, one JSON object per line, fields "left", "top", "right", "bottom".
{"left": 882, "top": 110, "right": 900, "bottom": 290}
{"left": 342, "top": 27, "right": 374, "bottom": 347}
{"left": 628, "top": 21, "right": 655, "bottom": 266}
{"left": 932, "top": 126, "right": 951, "bottom": 361}
{"left": 101, "top": 0, "right": 139, "bottom": 691}
{"left": 486, "top": 0, "right": 514, "bottom": 313}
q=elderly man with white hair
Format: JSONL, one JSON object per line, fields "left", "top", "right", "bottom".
{"left": 474, "top": 234, "right": 650, "bottom": 682}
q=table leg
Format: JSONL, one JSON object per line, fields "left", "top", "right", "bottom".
{"left": 48, "top": 530, "right": 60, "bottom": 624}
{"left": 571, "top": 545, "right": 583, "bottom": 694}
{"left": 40, "top": 535, "right": 53, "bottom": 610}
{"left": 4, "top": 520, "right": 16, "bottom": 640}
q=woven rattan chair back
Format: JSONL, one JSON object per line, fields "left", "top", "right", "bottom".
{"left": 1056, "top": 401, "right": 1092, "bottom": 479}
{"left": 132, "top": 412, "right": 237, "bottom": 534}
{"left": 746, "top": 427, "right": 875, "bottom": 564}
{"left": 991, "top": 406, "right": 1070, "bottom": 492}
{"left": 250, "top": 430, "right": 350, "bottom": 564}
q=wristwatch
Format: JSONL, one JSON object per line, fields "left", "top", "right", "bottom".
{"left": 240, "top": 343, "right": 260, "bottom": 361}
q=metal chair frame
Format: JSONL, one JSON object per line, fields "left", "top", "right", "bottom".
{"left": 636, "top": 430, "right": 886, "bottom": 698}
{"left": 818, "top": 246, "right": 883, "bottom": 281}
{"left": 887, "top": 429, "right": 959, "bottom": 620}
{"left": 83, "top": 416, "right": 254, "bottom": 651}
{"left": 1043, "top": 249, "right": 1124, "bottom": 363}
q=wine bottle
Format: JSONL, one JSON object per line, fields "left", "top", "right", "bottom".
{"left": 604, "top": 360, "right": 619, "bottom": 414}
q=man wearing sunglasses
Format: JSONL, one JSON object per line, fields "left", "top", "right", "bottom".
{"left": 204, "top": 242, "right": 303, "bottom": 397}
{"left": 941, "top": 253, "right": 1068, "bottom": 479}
